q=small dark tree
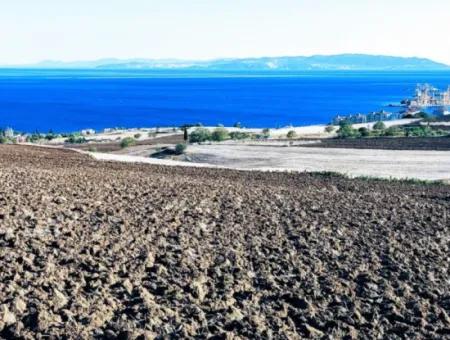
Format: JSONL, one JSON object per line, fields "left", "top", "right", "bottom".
{"left": 175, "top": 143, "right": 187, "bottom": 155}
{"left": 358, "top": 127, "right": 370, "bottom": 137}
{"left": 120, "top": 137, "right": 136, "bottom": 148}
{"left": 373, "top": 121, "right": 386, "bottom": 130}
{"left": 189, "top": 128, "right": 212, "bottom": 143}
{"left": 287, "top": 130, "right": 297, "bottom": 139}
{"left": 211, "top": 127, "right": 229, "bottom": 142}
{"left": 337, "top": 122, "right": 358, "bottom": 138}
{"left": 325, "top": 125, "right": 335, "bottom": 133}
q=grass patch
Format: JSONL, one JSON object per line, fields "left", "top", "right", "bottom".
{"left": 311, "top": 171, "right": 444, "bottom": 186}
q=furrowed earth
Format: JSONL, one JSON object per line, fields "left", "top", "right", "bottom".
{"left": 0, "top": 145, "right": 449, "bottom": 339}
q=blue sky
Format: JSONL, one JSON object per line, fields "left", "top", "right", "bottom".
{"left": 1, "top": 0, "right": 450, "bottom": 64}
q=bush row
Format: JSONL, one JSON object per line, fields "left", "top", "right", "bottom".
{"left": 337, "top": 121, "right": 448, "bottom": 139}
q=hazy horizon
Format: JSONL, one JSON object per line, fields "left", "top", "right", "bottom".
{"left": 2, "top": 0, "right": 450, "bottom": 65}
{"left": 3, "top": 53, "right": 450, "bottom": 67}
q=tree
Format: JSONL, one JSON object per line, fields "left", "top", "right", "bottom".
{"left": 183, "top": 128, "right": 188, "bottom": 142}
{"left": 384, "top": 126, "right": 402, "bottom": 137}
{"left": 189, "top": 128, "right": 212, "bottom": 143}
{"left": 65, "top": 135, "right": 87, "bottom": 144}
{"left": 211, "top": 127, "right": 229, "bottom": 142}
{"left": 120, "top": 137, "right": 136, "bottom": 148}
{"left": 325, "top": 125, "right": 335, "bottom": 133}
{"left": 230, "top": 131, "right": 251, "bottom": 140}
{"left": 175, "top": 143, "right": 187, "bottom": 155}
{"left": 358, "top": 127, "right": 370, "bottom": 137}
{"left": 287, "top": 130, "right": 297, "bottom": 139}
{"left": 337, "top": 122, "right": 358, "bottom": 138}
{"left": 373, "top": 121, "right": 386, "bottom": 130}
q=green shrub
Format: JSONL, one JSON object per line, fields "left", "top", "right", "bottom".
{"left": 229, "top": 131, "right": 251, "bottom": 140}
{"left": 45, "top": 133, "right": 57, "bottom": 141}
{"left": 65, "top": 135, "right": 87, "bottom": 144}
{"left": 287, "top": 130, "right": 297, "bottom": 139}
{"left": 373, "top": 121, "right": 386, "bottom": 130}
{"left": 211, "top": 127, "right": 229, "bottom": 142}
{"left": 120, "top": 137, "right": 136, "bottom": 148}
{"left": 405, "top": 125, "right": 438, "bottom": 137}
{"left": 384, "top": 126, "right": 403, "bottom": 137}
{"left": 189, "top": 128, "right": 212, "bottom": 143}
{"left": 337, "top": 122, "right": 358, "bottom": 138}
{"left": 358, "top": 127, "right": 370, "bottom": 137}
{"left": 27, "top": 133, "right": 42, "bottom": 143}
{"left": 134, "top": 133, "right": 142, "bottom": 139}
{"left": 0, "top": 136, "right": 8, "bottom": 144}
{"left": 262, "top": 128, "right": 270, "bottom": 136}
{"left": 325, "top": 125, "right": 335, "bottom": 133}
{"left": 175, "top": 143, "right": 187, "bottom": 155}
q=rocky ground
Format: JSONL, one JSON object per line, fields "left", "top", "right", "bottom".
{"left": 0, "top": 145, "right": 449, "bottom": 339}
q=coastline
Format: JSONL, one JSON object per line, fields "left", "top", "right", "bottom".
{"left": 32, "top": 118, "right": 420, "bottom": 145}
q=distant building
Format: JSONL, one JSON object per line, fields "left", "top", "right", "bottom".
{"left": 15, "top": 135, "right": 27, "bottom": 143}
{"left": 406, "top": 84, "right": 450, "bottom": 116}
{"left": 4, "top": 128, "right": 14, "bottom": 138}
{"left": 81, "top": 129, "right": 96, "bottom": 136}
{"left": 333, "top": 110, "right": 401, "bottom": 125}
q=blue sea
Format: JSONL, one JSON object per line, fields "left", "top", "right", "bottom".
{"left": 1, "top": 69, "right": 450, "bottom": 132}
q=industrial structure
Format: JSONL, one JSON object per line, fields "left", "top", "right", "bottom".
{"left": 407, "top": 84, "right": 450, "bottom": 115}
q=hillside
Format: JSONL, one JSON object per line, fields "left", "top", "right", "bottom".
{"left": 10, "top": 54, "right": 450, "bottom": 71}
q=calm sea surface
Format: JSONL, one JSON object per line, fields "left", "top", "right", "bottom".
{"left": 1, "top": 69, "right": 450, "bottom": 132}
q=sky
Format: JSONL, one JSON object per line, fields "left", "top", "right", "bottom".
{"left": 1, "top": 0, "right": 450, "bottom": 65}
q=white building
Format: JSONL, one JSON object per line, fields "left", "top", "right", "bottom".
{"left": 4, "top": 128, "right": 14, "bottom": 138}
{"left": 81, "top": 129, "right": 96, "bottom": 136}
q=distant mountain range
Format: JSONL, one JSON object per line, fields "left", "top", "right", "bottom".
{"left": 6, "top": 54, "right": 450, "bottom": 71}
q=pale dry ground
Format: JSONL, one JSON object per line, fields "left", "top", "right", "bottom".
{"left": 89, "top": 144, "right": 450, "bottom": 182}
{"left": 185, "top": 144, "right": 450, "bottom": 181}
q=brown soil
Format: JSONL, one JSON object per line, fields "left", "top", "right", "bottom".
{"left": 67, "top": 134, "right": 184, "bottom": 152}
{"left": 0, "top": 145, "right": 449, "bottom": 338}
{"left": 303, "top": 136, "right": 450, "bottom": 151}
